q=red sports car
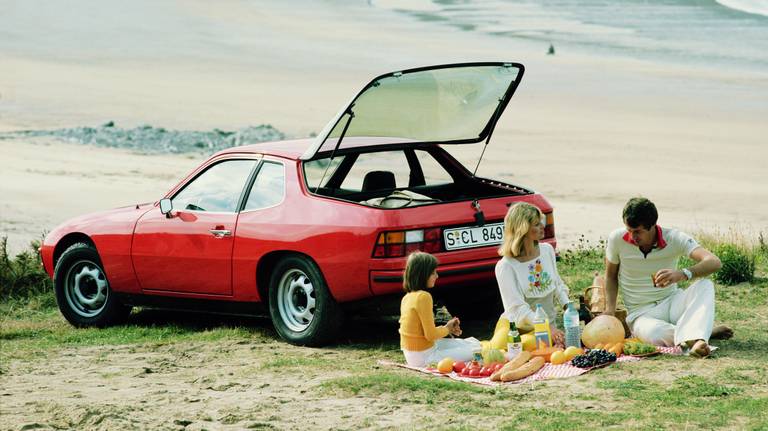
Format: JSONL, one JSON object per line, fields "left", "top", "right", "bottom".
{"left": 41, "top": 63, "right": 556, "bottom": 345}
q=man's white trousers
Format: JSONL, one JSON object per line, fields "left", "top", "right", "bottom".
{"left": 630, "top": 279, "right": 715, "bottom": 346}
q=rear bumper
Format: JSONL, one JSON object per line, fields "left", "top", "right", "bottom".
{"left": 370, "top": 256, "right": 498, "bottom": 296}
{"left": 368, "top": 237, "right": 555, "bottom": 296}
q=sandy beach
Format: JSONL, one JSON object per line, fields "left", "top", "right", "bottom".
{"left": 2, "top": 0, "right": 767, "bottom": 254}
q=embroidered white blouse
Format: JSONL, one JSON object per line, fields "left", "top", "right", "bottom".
{"left": 495, "top": 243, "right": 571, "bottom": 328}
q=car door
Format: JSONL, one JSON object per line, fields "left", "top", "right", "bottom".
{"left": 132, "top": 158, "right": 258, "bottom": 295}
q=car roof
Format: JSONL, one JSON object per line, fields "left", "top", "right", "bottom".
{"left": 213, "top": 136, "right": 425, "bottom": 161}
{"left": 215, "top": 138, "right": 314, "bottom": 160}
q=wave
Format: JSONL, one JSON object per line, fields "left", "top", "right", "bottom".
{"left": 715, "top": 0, "right": 768, "bottom": 17}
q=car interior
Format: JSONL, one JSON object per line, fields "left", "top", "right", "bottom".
{"left": 303, "top": 146, "right": 531, "bottom": 208}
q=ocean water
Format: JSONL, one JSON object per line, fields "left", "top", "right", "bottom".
{"left": 374, "top": 0, "right": 768, "bottom": 73}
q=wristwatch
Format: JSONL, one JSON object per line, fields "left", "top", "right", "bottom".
{"left": 682, "top": 268, "right": 693, "bottom": 280}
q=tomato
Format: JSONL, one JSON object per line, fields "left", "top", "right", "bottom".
{"left": 452, "top": 361, "right": 466, "bottom": 373}
{"left": 479, "top": 366, "right": 489, "bottom": 376}
{"left": 468, "top": 368, "right": 480, "bottom": 377}
{"left": 494, "top": 363, "right": 504, "bottom": 372}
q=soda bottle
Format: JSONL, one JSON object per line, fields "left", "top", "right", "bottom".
{"left": 532, "top": 304, "right": 552, "bottom": 348}
{"left": 563, "top": 301, "right": 582, "bottom": 348}
{"left": 507, "top": 321, "right": 522, "bottom": 359}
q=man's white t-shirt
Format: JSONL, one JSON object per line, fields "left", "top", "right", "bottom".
{"left": 605, "top": 226, "right": 700, "bottom": 321}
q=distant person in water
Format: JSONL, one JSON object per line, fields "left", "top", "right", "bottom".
{"left": 604, "top": 197, "right": 733, "bottom": 357}
{"left": 547, "top": 43, "right": 555, "bottom": 55}
{"left": 398, "top": 252, "right": 480, "bottom": 367}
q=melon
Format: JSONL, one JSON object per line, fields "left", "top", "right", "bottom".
{"left": 581, "top": 314, "right": 625, "bottom": 348}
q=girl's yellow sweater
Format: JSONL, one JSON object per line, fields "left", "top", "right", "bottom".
{"left": 398, "top": 290, "right": 449, "bottom": 351}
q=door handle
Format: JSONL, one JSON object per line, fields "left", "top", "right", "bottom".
{"left": 209, "top": 229, "right": 231, "bottom": 238}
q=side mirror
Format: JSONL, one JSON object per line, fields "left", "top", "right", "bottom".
{"left": 159, "top": 198, "right": 173, "bottom": 218}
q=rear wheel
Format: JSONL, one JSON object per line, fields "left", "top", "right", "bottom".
{"left": 54, "top": 243, "right": 131, "bottom": 327}
{"left": 268, "top": 255, "right": 342, "bottom": 346}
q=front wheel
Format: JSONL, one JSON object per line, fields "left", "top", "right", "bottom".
{"left": 54, "top": 243, "right": 131, "bottom": 327}
{"left": 268, "top": 255, "right": 343, "bottom": 346}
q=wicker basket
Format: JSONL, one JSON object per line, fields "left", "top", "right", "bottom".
{"left": 584, "top": 275, "right": 631, "bottom": 337}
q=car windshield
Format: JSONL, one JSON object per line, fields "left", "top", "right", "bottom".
{"left": 315, "top": 64, "right": 522, "bottom": 154}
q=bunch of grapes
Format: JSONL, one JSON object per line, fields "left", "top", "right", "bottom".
{"left": 571, "top": 349, "right": 617, "bottom": 369}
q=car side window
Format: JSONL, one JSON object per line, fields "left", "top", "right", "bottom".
{"left": 172, "top": 160, "right": 256, "bottom": 213}
{"left": 243, "top": 161, "right": 285, "bottom": 211}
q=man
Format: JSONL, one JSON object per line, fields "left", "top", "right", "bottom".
{"left": 604, "top": 197, "right": 733, "bottom": 357}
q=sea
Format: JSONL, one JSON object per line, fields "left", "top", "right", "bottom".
{"left": 373, "top": 0, "right": 768, "bottom": 74}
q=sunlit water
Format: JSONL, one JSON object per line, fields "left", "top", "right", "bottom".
{"left": 374, "top": 0, "right": 768, "bottom": 73}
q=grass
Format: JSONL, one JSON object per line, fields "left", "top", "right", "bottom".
{"left": 1, "top": 234, "right": 767, "bottom": 430}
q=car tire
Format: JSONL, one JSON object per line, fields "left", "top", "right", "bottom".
{"left": 53, "top": 243, "right": 131, "bottom": 327}
{"left": 268, "top": 255, "right": 343, "bottom": 346}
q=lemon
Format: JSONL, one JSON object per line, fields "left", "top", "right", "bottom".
{"left": 564, "top": 346, "right": 584, "bottom": 361}
{"left": 550, "top": 350, "right": 567, "bottom": 365}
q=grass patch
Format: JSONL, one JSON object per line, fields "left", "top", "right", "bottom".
{"left": 0, "top": 236, "right": 52, "bottom": 299}
{"left": 2, "top": 234, "right": 767, "bottom": 429}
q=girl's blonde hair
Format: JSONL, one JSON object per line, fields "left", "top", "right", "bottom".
{"left": 498, "top": 202, "right": 543, "bottom": 258}
{"left": 403, "top": 252, "right": 438, "bottom": 292}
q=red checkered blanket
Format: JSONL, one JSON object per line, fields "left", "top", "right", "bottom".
{"left": 379, "top": 346, "right": 683, "bottom": 386}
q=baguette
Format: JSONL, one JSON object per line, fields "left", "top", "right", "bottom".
{"left": 490, "top": 351, "right": 531, "bottom": 382}
{"left": 500, "top": 356, "right": 545, "bottom": 382}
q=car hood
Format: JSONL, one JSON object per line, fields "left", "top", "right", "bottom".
{"left": 301, "top": 62, "right": 524, "bottom": 160}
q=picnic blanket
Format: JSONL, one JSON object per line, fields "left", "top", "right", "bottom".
{"left": 379, "top": 346, "right": 683, "bottom": 386}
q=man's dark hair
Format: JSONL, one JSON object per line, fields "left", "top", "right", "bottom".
{"left": 622, "top": 197, "right": 658, "bottom": 229}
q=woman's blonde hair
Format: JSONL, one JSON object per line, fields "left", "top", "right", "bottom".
{"left": 403, "top": 252, "right": 438, "bottom": 292}
{"left": 498, "top": 202, "right": 543, "bottom": 258}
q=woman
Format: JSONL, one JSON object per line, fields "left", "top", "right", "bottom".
{"left": 493, "top": 202, "right": 570, "bottom": 347}
{"left": 399, "top": 252, "right": 480, "bottom": 367}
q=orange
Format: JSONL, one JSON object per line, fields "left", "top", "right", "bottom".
{"left": 437, "top": 357, "right": 454, "bottom": 374}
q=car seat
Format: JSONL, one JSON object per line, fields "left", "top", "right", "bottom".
{"left": 361, "top": 170, "right": 396, "bottom": 192}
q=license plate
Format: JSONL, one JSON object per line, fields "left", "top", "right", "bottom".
{"left": 443, "top": 222, "right": 504, "bottom": 251}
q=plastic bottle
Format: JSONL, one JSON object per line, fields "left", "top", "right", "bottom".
{"left": 564, "top": 301, "right": 582, "bottom": 348}
{"left": 532, "top": 304, "right": 552, "bottom": 348}
{"left": 507, "top": 322, "right": 522, "bottom": 359}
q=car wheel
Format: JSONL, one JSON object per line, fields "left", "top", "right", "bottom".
{"left": 268, "top": 255, "right": 343, "bottom": 346}
{"left": 54, "top": 243, "right": 131, "bottom": 327}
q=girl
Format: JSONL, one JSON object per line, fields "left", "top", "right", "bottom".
{"left": 493, "top": 202, "right": 570, "bottom": 347}
{"left": 399, "top": 252, "right": 480, "bottom": 367}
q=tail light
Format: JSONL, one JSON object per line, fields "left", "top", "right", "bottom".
{"left": 373, "top": 228, "right": 442, "bottom": 258}
{"left": 543, "top": 211, "right": 555, "bottom": 238}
